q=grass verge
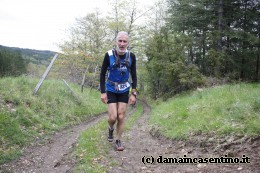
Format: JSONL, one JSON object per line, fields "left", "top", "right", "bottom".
{"left": 0, "top": 76, "right": 106, "bottom": 164}
{"left": 149, "top": 83, "right": 260, "bottom": 139}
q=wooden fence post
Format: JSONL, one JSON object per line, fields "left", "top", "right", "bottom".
{"left": 81, "top": 65, "right": 89, "bottom": 92}
{"left": 90, "top": 64, "right": 99, "bottom": 91}
{"left": 33, "top": 53, "right": 58, "bottom": 95}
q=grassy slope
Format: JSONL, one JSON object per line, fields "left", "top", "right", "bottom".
{"left": 0, "top": 76, "right": 106, "bottom": 164}
{"left": 149, "top": 83, "right": 260, "bottom": 139}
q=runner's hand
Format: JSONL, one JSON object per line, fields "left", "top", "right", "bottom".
{"left": 101, "top": 93, "right": 108, "bottom": 104}
{"left": 129, "top": 95, "right": 136, "bottom": 105}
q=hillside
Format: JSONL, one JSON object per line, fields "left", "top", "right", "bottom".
{"left": 149, "top": 83, "right": 260, "bottom": 139}
{"left": 0, "top": 45, "right": 57, "bottom": 65}
{"left": 0, "top": 76, "right": 106, "bottom": 164}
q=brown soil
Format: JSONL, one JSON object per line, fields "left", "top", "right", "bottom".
{"left": 104, "top": 101, "right": 259, "bottom": 173}
{"left": 1, "top": 101, "right": 259, "bottom": 173}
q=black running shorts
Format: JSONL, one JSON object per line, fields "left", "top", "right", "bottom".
{"left": 107, "top": 91, "right": 129, "bottom": 104}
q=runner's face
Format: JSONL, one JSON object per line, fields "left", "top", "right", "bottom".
{"left": 116, "top": 35, "right": 129, "bottom": 54}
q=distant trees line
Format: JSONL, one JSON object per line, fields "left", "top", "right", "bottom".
{"left": 0, "top": 45, "right": 56, "bottom": 77}
{"left": 0, "top": 46, "right": 26, "bottom": 77}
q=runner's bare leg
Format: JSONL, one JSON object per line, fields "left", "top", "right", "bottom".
{"left": 116, "top": 102, "right": 127, "bottom": 140}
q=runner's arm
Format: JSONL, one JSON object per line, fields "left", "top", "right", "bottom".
{"left": 130, "top": 53, "right": 137, "bottom": 90}
{"left": 100, "top": 53, "right": 109, "bottom": 93}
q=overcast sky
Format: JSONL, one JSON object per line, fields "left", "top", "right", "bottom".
{"left": 0, "top": 0, "right": 155, "bottom": 52}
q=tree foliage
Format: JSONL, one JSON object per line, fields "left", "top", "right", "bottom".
{"left": 145, "top": 28, "right": 204, "bottom": 99}
{"left": 57, "top": 0, "right": 149, "bottom": 87}
{"left": 166, "top": 0, "right": 259, "bottom": 81}
{"left": 0, "top": 46, "right": 26, "bottom": 77}
{"left": 143, "top": 0, "right": 259, "bottom": 99}
{"left": 54, "top": 0, "right": 260, "bottom": 99}
{"left": 57, "top": 11, "right": 109, "bottom": 84}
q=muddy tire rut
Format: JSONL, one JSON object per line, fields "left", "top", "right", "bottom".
{"left": 1, "top": 101, "right": 259, "bottom": 173}
{"left": 1, "top": 112, "right": 108, "bottom": 173}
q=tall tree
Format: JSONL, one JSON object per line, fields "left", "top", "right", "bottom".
{"left": 58, "top": 0, "right": 156, "bottom": 86}
{"left": 58, "top": 11, "right": 108, "bottom": 84}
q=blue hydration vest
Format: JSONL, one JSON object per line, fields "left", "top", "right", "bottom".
{"left": 106, "top": 49, "right": 132, "bottom": 93}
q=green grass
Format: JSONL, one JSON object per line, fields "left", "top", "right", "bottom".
{"left": 1, "top": 76, "right": 259, "bottom": 169}
{"left": 74, "top": 119, "right": 108, "bottom": 173}
{"left": 0, "top": 76, "right": 106, "bottom": 164}
{"left": 149, "top": 83, "right": 260, "bottom": 139}
{"left": 73, "top": 103, "right": 143, "bottom": 172}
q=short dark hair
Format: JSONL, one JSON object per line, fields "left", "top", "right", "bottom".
{"left": 116, "top": 31, "right": 129, "bottom": 41}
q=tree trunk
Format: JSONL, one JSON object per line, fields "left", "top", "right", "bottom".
{"left": 217, "top": 0, "right": 224, "bottom": 52}
{"left": 256, "top": 48, "right": 259, "bottom": 82}
{"left": 202, "top": 28, "right": 206, "bottom": 74}
{"left": 81, "top": 65, "right": 89, "bottom": 92}
{"left": 240, "top": 0, "right": 248, "bottom": 80}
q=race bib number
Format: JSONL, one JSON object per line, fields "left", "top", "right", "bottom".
{"left": 118, "top": 82, "right": 130, "bottom": 91}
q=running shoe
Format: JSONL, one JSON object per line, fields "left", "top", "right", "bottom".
{"left": 108, "top": 127, "right": 114, "bottom": 142}
{"left": 115, "top": 139, "right": 124, "bottom": 151}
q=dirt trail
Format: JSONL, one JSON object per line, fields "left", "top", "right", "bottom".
{"left": 0, "top": 112, "right": 108, "bottom": 173}
{"left": 105, "top": 101, "right": 260, "bottom": 173}
{"left": 1, "top": 101, "right": 259, "bottom": 173}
